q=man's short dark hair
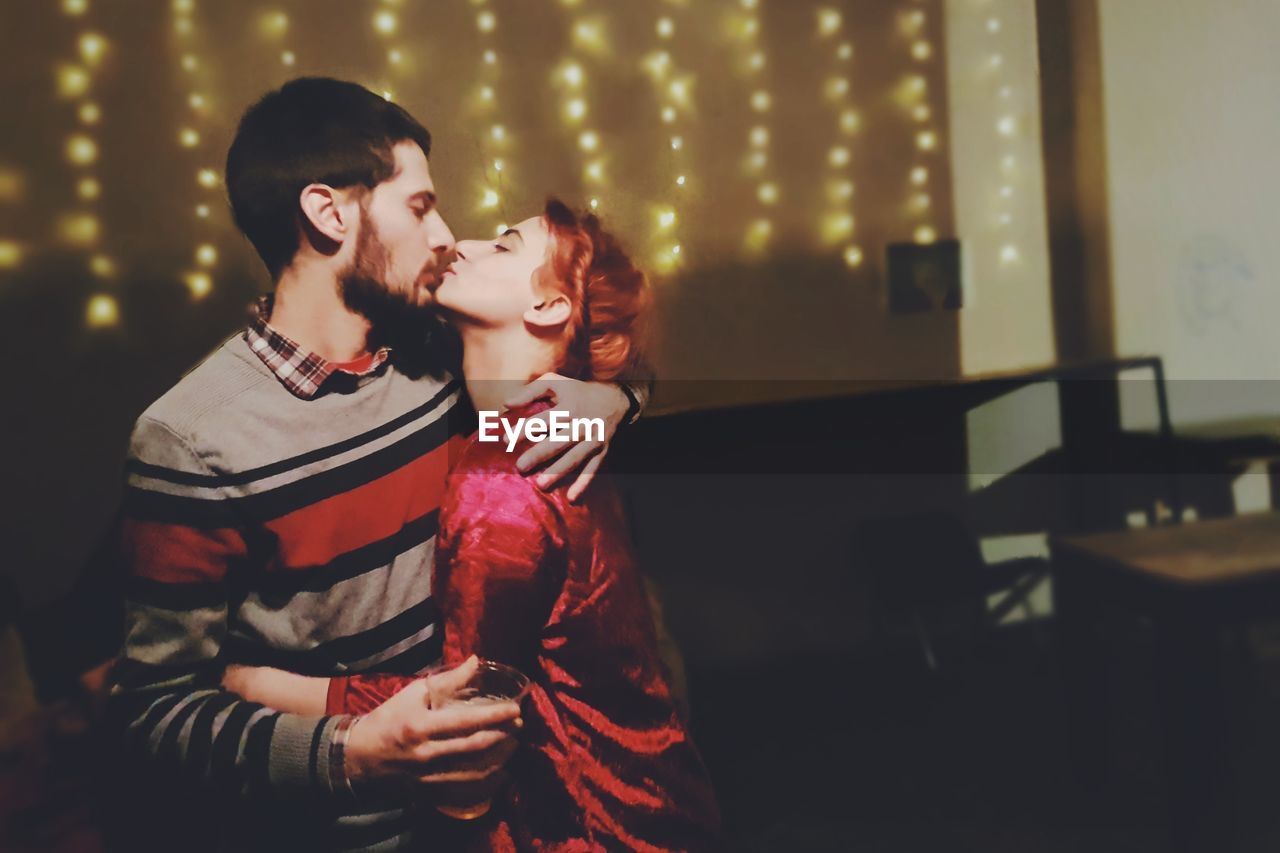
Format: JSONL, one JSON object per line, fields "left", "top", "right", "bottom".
{"left": 226, "top": 77, "right": 432, "bottom": 278}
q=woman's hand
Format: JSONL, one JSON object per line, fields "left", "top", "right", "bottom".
{"left": 503, "top": 373, "right": 630, "bottom": 501}
{"left": 221, "top": 663, "right": 330, "bottom": 715}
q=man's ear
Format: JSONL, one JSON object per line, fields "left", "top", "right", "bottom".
{"left": 524, "top": 292, "right": 572, "bottom": 329}
{"left": 298, "top": 183, "right": 351, "bottom": 244}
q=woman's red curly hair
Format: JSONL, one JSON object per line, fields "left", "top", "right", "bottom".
{"left": 538, "top": 198, "right": 651, "bottom": 383}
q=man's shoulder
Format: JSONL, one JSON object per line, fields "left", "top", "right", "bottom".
{"left": 135, "top": 332, "right": 267, "bottom": 442}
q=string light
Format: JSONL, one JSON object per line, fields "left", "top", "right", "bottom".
{"left": 730, "top": 0, "right": 777, "bottom": 257}
{"left": 900, "top": 4, "right": 939, "bottom": 246}
{"left": 174, "top": 0, "right": 219, "bottom": 301}
{"left": 815, "top": 6, "right": 861, "bottom": 265}
{"left": 0, "top": 241, "right": 23, "bottom": 271}
{"left": 646, "top": 1, "right": 694, "bottom": 275}
{"left": 471, "top": 0, "right": 512, "bottom": 226}
{"left": 984, "top": 8, "right": 1022, "bottom": 265}
{"left": 86, "top": 294, "right": 119, "bottom": 328}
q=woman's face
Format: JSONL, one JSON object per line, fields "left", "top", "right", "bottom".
{"left": 434, "top": 214, "right": 556, "bottom": 328}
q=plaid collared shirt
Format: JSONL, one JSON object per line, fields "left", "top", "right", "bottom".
{"left": 244, "top": 295, "right": 391, "bottom": 399}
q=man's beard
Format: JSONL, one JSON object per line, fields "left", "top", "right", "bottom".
{"left": 340, "top": 209, "right": 436, "bottom": 353}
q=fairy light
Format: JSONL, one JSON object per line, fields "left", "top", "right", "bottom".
{"left": 173, "top": 0, "right": 221, "bottom": 301}
{"left": 470, "top": 0, "right": 512, "bottom": 226}
{"left": 645, "top": 1, "right": 695, "bottom": 276}
{"left": 983, "top": 8, "right": 1022, "bottom": 265}
{"left": 900, "top": 5, "right": 939, "bottom": 245}
{"left": 86, "top": 294, "right": 119, "bottom": 328}
{"left": 0, "top": 241, "right": 22, "bottom": 271}
{"left": 815, "top": 6, "right": 861, "bottom": 265}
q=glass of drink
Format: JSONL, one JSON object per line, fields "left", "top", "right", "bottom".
{"left": 427, "top": 658, "right": 531, "bottom": 821}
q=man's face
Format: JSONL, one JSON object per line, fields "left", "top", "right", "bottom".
{"left": 354, "top": 140, "right": 455, "bottom": 308}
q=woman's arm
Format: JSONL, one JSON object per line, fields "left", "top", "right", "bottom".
{"left": 221, "top": 664, "right": 330, "bottom": 714}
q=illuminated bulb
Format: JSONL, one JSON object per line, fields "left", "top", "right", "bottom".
{"left": 77, "top": 177, "right": 100, "bottom": 200}
{"left": 174, "top": 17, "right": 193, "bottom": 36}
{"left": 670, "top": 136, "right": 683, "bottom": 150}
{"left": 836, "top": 43, "right": 853, "bottom": 61}
{"left": 656, "top": 17, "right": 674, "bottom": 38}
{"left": 584, "top": 160, "right": 604, "bottom": 182}
{"left": 746, "top": 150, "right": 768, "bottom": 171}
{"left": 382, "top": 90, "right": 394, "bottom": 102}
{"left": 741, "top": 0, "right": 758, "bottom": 8}
{"left": 828, "top": 146, "right": 851, "bottom": 168}
{"left": 78, "top": 102, "right": 101, "bottom": 125}
{"left": 817, "top": 8, "right": 842, "bottom": 37}
{"left": 495, "top": 223, "right": 509, "bottom": 236}
{"left": 997, "top": 116, "right": 1016, "bottom": 137}
{"left": 481, "top": 189, "right": 500, "bottom": 209}
{"left": 668, "top": 77, "right": 691, "bottom": 106}
{"left": 843, "top": 246, "right": 864, "bottom": 268}
{"left": 751, "top": 90, "right": 771, "bottom": 112}
{"left": 749, "top": 126, "right": 769, "bottom": 148}
{"left": 675, "top": 174, "right": 686, "bottom": 186}
{"left": 388, "top": 48, "right": 403, "bottom": 65}
{"left": 491, "top": 124, "right": 506, "bottom": 142}
{"left": 179, "top": 127, "right": 200, "bottom": 147}
{"left": 478, "top": 85, "right": 495, "bottom": 103}
{"left": 989, "top": 54, "right": 1004, "bottom": 69}
{"left": 987, "top": 18, "right": 1002, "bottom": 33}
{"left": 63, "top": 0, "right": 88, "bottom": 15}
{"left": 573, "top": 20, "right": 605, "bottom": 52}
{"left": 561, "top": 61, "right": 585, "bottom": 87}
{"left": 493, "top": 158, "right": 504, "bottom": 172}
{"left": 79, "top": 33, "right": 107, "bottom": 66}
{"left": 483, "top": 49, "right": 497, "bottom": 65}
{"left": 671, "top": 244, "right": 681, "bottom": 255}
{"left": 742, "top": 18, "right": 759, "bottom": 37}
{"left": 189, "top": 93, "right": 206, "bottom": 110}
{"left": 757, "top": 182, "right": 778, "bottom": 205}
{"left": 373, "top": 10, "right": 398, "bottom": 35}
{"left": 827, "top": 179, "right": 854, "bottom": 203}
{"left": 917, "top": 131, "right": 938, "bottom": 151}
{"left": 476, "top": 11, "right": 496, "bottom": 32}
{"left": 744, "top": 218, "right": 771, "bottom": 253}
{"left": 90, "top": 254, "right": 115, "bottom": 277}
{"left": 185, "top": 271, "right": 213, "bottom": 299}
{"left": 195, "top": 243, "right": 217, "bottom": 266}
{"left": 86, "top": 294, "right": 119, "bottom": 327}
{"left": 195, "top": 204, "right": 210, "bottom": 218}
{"left": 912, "top": 41, "right": 932, "bottom": 61}
{"left": 197, "top": 168, "right": 219, "bottom": 188}
{"left": 1000, "top": 245, "right": 1020, "bottom": 264}
{"left": 907, "top": 75, "right": 927, "bottom": 96}
{"left": 656, "top": 208, "right": 677, "bottom": 230}
{"left": 915, "top": 226, "right": 937, "bottom": 245}
{"left": 998, "top": 213, "right": 1013, "bottom": 226}
{"left": 747, "top": 51, "right": 765, "bottom": 71}
{"left": 281, "top": 51, "right": 295, "bottom": 66}
{"left": 59, "top": 213, "right": 99, "bottom": 245}
{"left": 912, "top": 105, "right": 931, "bottom": 123}
{"left": 661, "top": 106, "right": 677, "bottom": 124}
{"left": 912, "top": 193, "right": 931, "bottom": 212}
{"left": 589, "top": 198, "right": 599, "bottom": 210}
{"left": 822, "top": 213, "right": 855, "bottom": 244}
{"left": 66, "top": 134, "right": 97, "bottom": 166}
{"left": 578, "top": 130, "right": 599, "bottom": 152}
{"left": 825, "top": 77, "right": 849, "bottom": 100}
{"left": 910, "top": 166, "right": 928, "bottom": 186}
{"left": 172, "top": 0, "right": 194, "bottom": 13}
{"left": 1000, "top": 86, "right": 1013, "bottom": 99}
{"left": 259, "top": 10, "right": 288, "bottom": 38}
{"left": 839, "top": 110, "right": 860, "bottom": 135}
{"left": 181, "top": 54, "right": 197, "bottom": 72}
{"left": 1002, "top": 155, "right": 1017, "bottom": 172}
{"left": 0, "top": 241, "right": 22, "bottom": 270}
{"left": 57, "top": 65, "right": 91, "bottom": 99}
{"left": 641, "top": 51, "right": 670, "bottom": 80}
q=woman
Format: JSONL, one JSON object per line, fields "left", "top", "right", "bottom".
{"left": 228, "top": 200, "right": 719, "bottom": 851}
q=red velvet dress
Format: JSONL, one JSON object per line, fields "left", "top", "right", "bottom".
{"left": 327, "top": 406, "right": 720, "bottom": 852}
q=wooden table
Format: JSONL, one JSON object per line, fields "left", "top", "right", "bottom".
{"left": 1053, "top": 512, "right": 1280, "bottom": 853}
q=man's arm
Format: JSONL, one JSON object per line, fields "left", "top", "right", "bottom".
{"left": 112, "top": 418, "right": 521, "bottom": 802}
{"left": 111, "top": 416, "right": 355, "bottom": 801}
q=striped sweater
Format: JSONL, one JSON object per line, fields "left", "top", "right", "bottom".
{"left": 110, "top": 330, "right": 470, "bottom": 851}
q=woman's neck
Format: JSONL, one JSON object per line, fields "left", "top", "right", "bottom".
{"left": 458, "top": 324, "right": 558, "bottom": 415}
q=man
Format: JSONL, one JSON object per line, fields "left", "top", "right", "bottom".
{"left": 110, "top": 78, "right": 645, "bottom": 850}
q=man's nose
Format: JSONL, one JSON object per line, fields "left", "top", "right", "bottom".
{"left": 428, "top": 212, "right": 456, "bottom": 254}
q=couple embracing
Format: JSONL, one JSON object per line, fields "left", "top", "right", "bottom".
{"left": 111, "top": 78, "right": 718, "bottom": 852}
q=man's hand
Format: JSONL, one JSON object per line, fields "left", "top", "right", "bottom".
{"left": 344, "top": 657, "right": 521, "bottom": 797}
{"left": 503, "top": 373, "right": 629, "bottom": 502}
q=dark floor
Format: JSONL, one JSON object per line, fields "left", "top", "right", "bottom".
{"left": 691, "top": 623, "right": 1280, "bottom": 853}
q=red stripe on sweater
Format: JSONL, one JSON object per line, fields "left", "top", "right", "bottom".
{"left": 123, "top": 520, "right": 247, "bottom": 584}
{"left": 263, "top": 433, "right": 469, "bottom": 571}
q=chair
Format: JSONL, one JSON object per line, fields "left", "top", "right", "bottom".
{"left": 857, "top": 511, "right": 1049, "bottom": 670}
